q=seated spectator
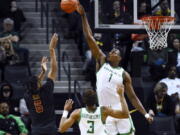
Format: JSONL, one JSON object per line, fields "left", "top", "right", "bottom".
{"left": 154, "top": 0, "right": 171, "bottom": 16}
{"left": 107, "top": 0, "right": 132, "bottom": 24}
{"left": 147, "top": 82, "right": 175, "bottom": 117}
{"left": 138, "top": 1, "right": 151, "bottom": 19}
{"left": 168, "top": 38, "right": 180, "bottom": 77}
{"left": 147, "top": 48, "right": 168, "bottom": 81}
{"left": 1, "top": 18, "right": 30, "bottom": 73}
{"left": 0, "top": 39, "right": 19, "bottom": 65}
{"left": 0, "top": 101, "right": 28, "bottom": 135}
{"left": 160, "top": 65, "right": 180, "bottom": 97}
{"left": 9, "top": 1, "right": 26, "bottom": 32}
{"left": 0, "top": 82, "right": 20, "bottom": 115}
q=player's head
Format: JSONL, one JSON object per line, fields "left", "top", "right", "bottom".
{"left": 107, "top": 48, "right": 122, "bottom": 66}
{"left": 154, "top": 82, "right": 167, "bottom": 99}
{"left": 0, "top": 102, "right": 9, "bottom": 116}
{"left": 26, "top": 76, "right": 42, "bottom": 93}
{"left": 83, "top": 89, "right": 97, "bottom": 107}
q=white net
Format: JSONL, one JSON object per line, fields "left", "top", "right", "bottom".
{"left": 142, "top": 16, "right": 174, "bottom": 50}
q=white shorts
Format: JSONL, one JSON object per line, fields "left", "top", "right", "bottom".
{"left": 105, "top": 116, "right": 135, "bottom": 135}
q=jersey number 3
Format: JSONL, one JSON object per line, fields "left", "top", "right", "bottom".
{"left": 87, "top": 120, "right": 94, "bottom": 133}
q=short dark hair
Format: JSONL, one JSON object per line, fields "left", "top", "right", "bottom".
{"left": 82, "top": 89, "right": 97, "bottom": 106}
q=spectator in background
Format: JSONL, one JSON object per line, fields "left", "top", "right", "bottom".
{"left": 138, "top": 1, "right": 151, "bottom": 19}
{"left": 155, "top": 0, "right": 170, "bottom": 16}
{"left": 0, "top": 101, "right": 28, "bottom": 135}
{"left": 147, "top": 82, "right": 175, "bottom": 117}
{"left": 9, "top": 1, "right": 26, "bottom": 32}
{"left": 160, "top": 65, "right": 180, "bottom": 97}
{"left": 168, "top": 38, "right": 180, "bottom": 77}
{"left": 1, "top": 18, "right": 30, "bottom": 74}
{"left": 147, "top": 48, "right": 168, "bottom": 81}
{"left": 0, "top": 82, "right": 20, "bottom": 115}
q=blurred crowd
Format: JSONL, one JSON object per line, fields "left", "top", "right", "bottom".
{"left": 0, "top": 0, "right": 180, "bottom": 135}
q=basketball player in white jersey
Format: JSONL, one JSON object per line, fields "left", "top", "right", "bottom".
{"left": 76, "top": 4, "right": 153, "bottom": 135}
{"left": 58, "top": 85, "right": 129, "bottom": 135}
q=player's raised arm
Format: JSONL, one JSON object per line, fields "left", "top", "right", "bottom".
{"left": 76, "top": 4, "right": 105, "bottom": 62}
{"left": 123, "top": 71, "right": 153, "bottom": 123}
{"left": 58, "top": 99, "right": 80, "bottom": 133}
{"left": 48, "top": 33, "right": 58, "bottom": 81}
{"left": 38, "top": 56, "right": 48, "bottom": 82}
{"left": 102, "top": 84, "right": 129, "bottom": 119}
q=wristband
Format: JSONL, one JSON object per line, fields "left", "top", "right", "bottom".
{"left": 62, "top": 110, "right": 69, "bottom": 118}
{"left": 145, "top": 113, "right": 150, "bottom": 119}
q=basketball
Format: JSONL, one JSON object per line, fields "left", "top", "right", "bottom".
{"left": 60, "top": 0, "right": 78, "bottom": 13}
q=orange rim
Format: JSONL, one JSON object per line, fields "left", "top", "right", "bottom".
{"left": 141, "top": 16, "right": 175, "bottom": 30}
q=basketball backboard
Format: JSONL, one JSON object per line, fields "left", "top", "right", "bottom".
{"left": 94, "top": 0, "right": 180, "bottom": 32}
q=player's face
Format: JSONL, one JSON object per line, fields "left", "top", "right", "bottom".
{"left": 108, "top": 48, "right": 121, "bottom": 63}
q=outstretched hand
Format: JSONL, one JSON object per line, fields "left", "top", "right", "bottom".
{"left": 49, "top": 33, "right": 58, "bottom": 49}
{"left": 41, "top": 56, "right": 48, "bottom": 72}
{"left": 64, "top": 99, "right": 74, "bottom": 111}
{"left": 76, "top": 3, "right": 85, "bottom": 16}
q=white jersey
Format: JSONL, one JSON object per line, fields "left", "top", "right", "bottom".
{"left": 96, "top": 63, "right": 135, "bottom": 135}
{"left": 96, "top": 63, "right": 124, "bottom": 109}
{"left": 79, "top": 107, "right": 106, "bottom": 135}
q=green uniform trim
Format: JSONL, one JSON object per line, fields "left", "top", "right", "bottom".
{"left": 0, "top": 114, "right": 28, "bottom": 134}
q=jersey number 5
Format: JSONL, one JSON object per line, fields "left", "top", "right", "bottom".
{"left": 87, "top": 120, "right": 94, "bottom": 133}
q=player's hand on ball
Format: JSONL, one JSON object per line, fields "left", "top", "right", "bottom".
{"left": 76, "top": 4, "right": 85, "bottom": 16}
{"left": 116, "top": 84, "right": 124, "bottom": 96}
{"left": 64, "top": 99, "right": 74, "bottom": 111}
{"left": 49, "top": 33, "right": 58, "bottom": 49}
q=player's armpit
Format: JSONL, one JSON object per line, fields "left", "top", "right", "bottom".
{"left": 58, "top": 109, "right": 80, "bottom": 133}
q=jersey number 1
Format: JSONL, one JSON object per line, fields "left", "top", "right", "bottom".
{"left": 87, "top": 120, "right": 94, "bottom": 133}
{"left": 109, "top": 73, "right": 113, "bottom": 82}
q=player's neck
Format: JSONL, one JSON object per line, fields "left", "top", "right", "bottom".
{"left": 109, "top": 62, "right": 119, "bottom": 68}
{"left": 86, "top": 105, "right": 97, "bottom": 113}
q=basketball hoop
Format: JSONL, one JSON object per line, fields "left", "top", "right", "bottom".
{"left": 141, "top": 16, "right": 175, "bottom": 50}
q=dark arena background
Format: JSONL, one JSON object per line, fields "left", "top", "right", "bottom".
{"left": 0, "top": 0, "right": 180, "bottom": 135}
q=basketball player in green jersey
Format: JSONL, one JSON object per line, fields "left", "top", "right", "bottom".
{"left": 59, "top": 85, "right": 129, "bottom": 135}
{"left": 76, "top": 4, "right": 153, "bottom": 135}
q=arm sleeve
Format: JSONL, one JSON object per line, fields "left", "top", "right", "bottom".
{"left": 11, "top": 115, "right": 28, "bottom": 134}
{"left": 0, "top": 130, "right": 6, "bottom": 135}
{"left": 19, "top": 98, "right": 29, "bottom": 115}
